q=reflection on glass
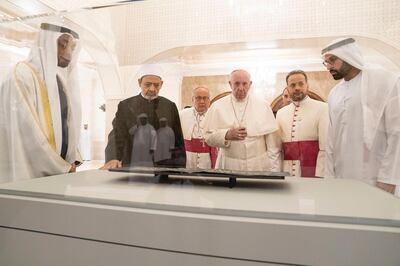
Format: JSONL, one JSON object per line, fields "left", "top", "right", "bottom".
{"left": 0, "top": 1, "right": 398, "bottom": 197}
{"left": 104, "top": 69, "right": 186, "bottom": 170}
{"left": 154, "top": 117, "right": 175, "bottom": 164}
{"left": 129, "top": 113, "right": 157, "bottom": 167}
{"left": 0, "top": 3, "right": 399, "bottom": 265}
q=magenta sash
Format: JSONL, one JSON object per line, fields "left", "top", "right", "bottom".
{"left": 283, "top": 140, "right": 320, "bottom": 177}
{"left": 184, "top": 138, "right": 217, "bottom": 168}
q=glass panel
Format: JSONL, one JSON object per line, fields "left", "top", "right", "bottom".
{"left": 0, "top": 0, "right": 399, "bottom": 226}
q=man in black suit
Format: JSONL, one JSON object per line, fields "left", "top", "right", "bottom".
{"left": 101, "top": 69, "right": 186, "bottom": 169}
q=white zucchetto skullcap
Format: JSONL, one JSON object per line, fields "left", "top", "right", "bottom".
{"left": 321, "top": 37, "right": 364, "bottom": 70}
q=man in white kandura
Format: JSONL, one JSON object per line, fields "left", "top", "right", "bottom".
{"left": 154, "top": 117, "right": 175, "bottom": 164}
{"left": 202, "top": 69, "right": 280, "bottom": 171}
{"left": 322, "top": 37, "right": 400, "bottom": 194}
{"left": 0, "top": 23, "right": 82, "bottom": 183}
{"left": 276, "top": 70, "right": 328, "bottom": 177}
{"left": 179, "top": 87, "right": 217, "bottom": 169}
{"left": 128, "top": 113, "right": 157, "bottom": 167}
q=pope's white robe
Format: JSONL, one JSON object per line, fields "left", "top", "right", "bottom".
{"left": 326, "top": 69, "right": 400, "bottom": 188}
{"left": 276, "top": 96, "right": 328, "bottom": 177}
{"left": 203, "top": 94, "right": 280, "bottom": 171}
{"left": 179, "top": 107, "right": 216, "bottom": 169}
{"left": 0, "top": 63, "right": 79, "bottom": 183}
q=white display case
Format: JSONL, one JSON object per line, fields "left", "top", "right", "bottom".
{"left": 0, "top": 170, "right": 399, "bottom": 266}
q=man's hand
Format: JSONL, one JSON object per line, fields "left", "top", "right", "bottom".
{"left": 225, "top": 127, "right": 247, "bottom": 141}
{"left": 100, "top": 160, "right": 122, "bottom": 170}
{"left": 376, "top": 181, "right": 396, "bottom": 194}
{"left": 69, "top": 163, "right": 77, "bottom": 173}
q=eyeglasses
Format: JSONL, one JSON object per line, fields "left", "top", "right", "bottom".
{"left": 194, "top": 96, "right": 210, "bottom": 101}
{"left": 322, "top": 56, "right": 339, "bottom": 67}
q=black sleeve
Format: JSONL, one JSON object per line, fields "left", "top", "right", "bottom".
{"left": 105, "top": 101, "right": 130, "bottom": 163}
{"left": 170, "top": 103, "right": 187, "bottom": 167}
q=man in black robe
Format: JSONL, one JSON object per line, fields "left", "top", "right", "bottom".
{"left": 101, "top": 71, "right": 186, "bottom": 169}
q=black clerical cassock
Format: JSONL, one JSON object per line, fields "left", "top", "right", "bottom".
{"left": 105, "top": 94, "right": 186, "bottom": 168}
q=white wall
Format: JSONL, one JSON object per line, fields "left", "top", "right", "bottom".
{"left": 78, "top": 66, "right": 106, "bottom": 160}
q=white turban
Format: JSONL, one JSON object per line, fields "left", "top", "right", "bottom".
{"left": 321, "top": 37, "right": 364, "bottom": 70}
{"left": 136, "top": 64, "right": 164, "bottom": 80}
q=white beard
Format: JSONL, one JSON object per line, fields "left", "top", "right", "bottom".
{"left": 141, "top": 93, "right": 158, "bottom": 101}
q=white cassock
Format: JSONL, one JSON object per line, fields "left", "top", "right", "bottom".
{"left": 202, "top": 94, "right": 280, "bottom": 171}
{"left": 0, "top": 26, "right": 81, "bottom": 183}
{"left": 179, "top": 107, "right": 217, "bottom": 169}
{"left": 276, "top": 96, "right": 328, "bottom": 177}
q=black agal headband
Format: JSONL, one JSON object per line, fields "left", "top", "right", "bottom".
{"left": 321, "top": 38, "right": 355, "bottom": 55}
{"left": 40, "top": 23, "right": 79, "bottom": 39}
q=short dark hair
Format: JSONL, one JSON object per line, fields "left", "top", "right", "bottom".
{"left": 286, "top": 70, "right": 308, "bottom": 85}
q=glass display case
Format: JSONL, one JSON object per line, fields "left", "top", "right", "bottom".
{"left": 0, "top": 170, "right": 399, "bottom": 265}
{"left": 0, "top": 1, "right": 400, "bottom": 265}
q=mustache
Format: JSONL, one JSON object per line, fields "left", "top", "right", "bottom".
{"left": 59, "top": 56, "right": 71, "bottom": 62}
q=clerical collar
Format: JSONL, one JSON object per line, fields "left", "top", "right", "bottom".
{"left": 292, "top": 95, "right": 309, "bottom": 107}
{"left": 194, "top": 108, "right": 206, "bottom": 116}
{"left": 140, "top": 92, "right": 158, "bottom": 101}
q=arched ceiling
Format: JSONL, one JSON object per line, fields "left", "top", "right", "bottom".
{"left": 0, "top": 0, "right": 399, "bottom": 72}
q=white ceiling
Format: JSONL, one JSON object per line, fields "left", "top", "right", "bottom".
{"left": 0, "top": 0, "right": 400, "bottom": 71}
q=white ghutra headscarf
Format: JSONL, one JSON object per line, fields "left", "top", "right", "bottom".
{"left": 28, "top": 23, "right": 82, "bottom": 159}
{"left": 322, "top": 37, "right": 400, "bottom": 150}
{"left": 0, "top": 23, "right": 83, "bottom": 182}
